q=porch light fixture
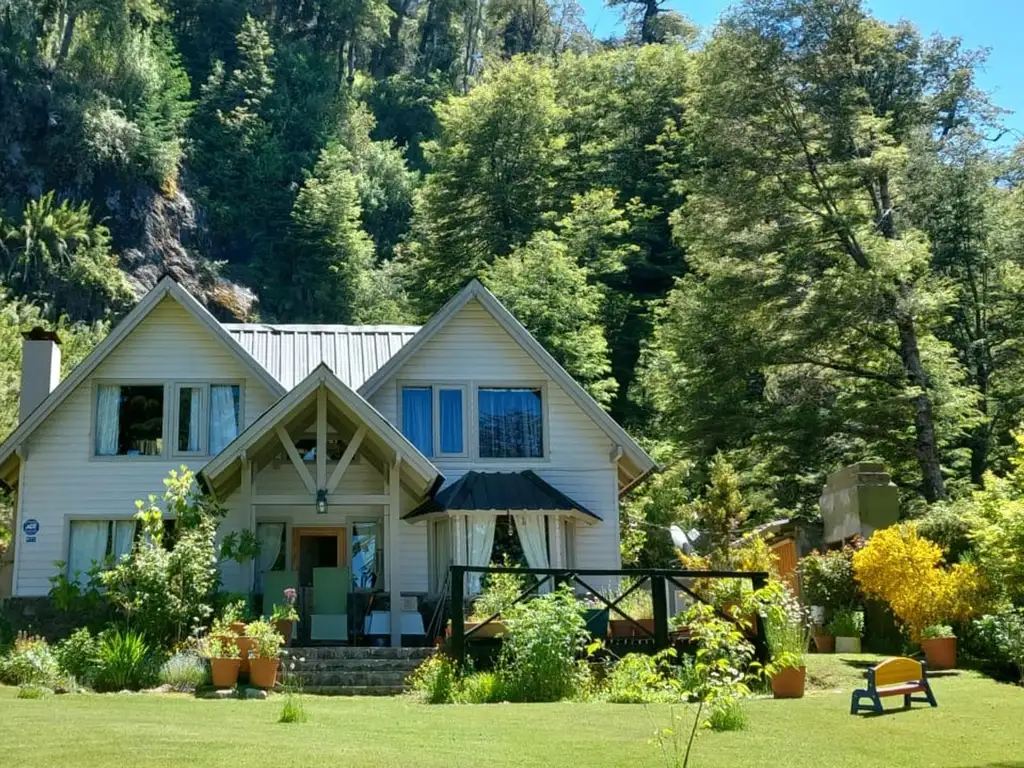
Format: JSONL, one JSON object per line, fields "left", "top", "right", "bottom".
{"left": 316, "top": 488, "right": 328, "bottom": 515}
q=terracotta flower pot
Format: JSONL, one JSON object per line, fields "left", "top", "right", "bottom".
{"left": 920, "top": 636, "right": 957, "bottom": 670}
{"left": 209, "top": 657, "right": 241, "bottom": 689}
{"left": 229, "top": 621, "right": 247, "bottom": 635}
{"left": 236, "top": 636, "right": 255, "bottom": 674}
{"left": 813, "top": 634, "right": 835, "bottom": 653}
{"left": 770, "top": 665, "right": 806, "bottom": 699}
{"left": 273, "top": 619, "right": 294, "bottom": 645}
{"left": 835, "top": 636, "right": 862, "bottom": 654}
{"left": 249, "top": 657, "right": 280, "bottom": 689}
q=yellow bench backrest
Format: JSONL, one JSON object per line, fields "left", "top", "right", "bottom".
{"left": 874, "top": 657, "right": 923, "bottom": 687}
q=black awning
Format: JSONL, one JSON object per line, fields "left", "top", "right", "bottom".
{"left": 405, "top": 470, "right": 600, "bottom": 521}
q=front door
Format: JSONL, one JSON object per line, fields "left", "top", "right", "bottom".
{"left": 291, "top": 527, "right": 346, "bottom": 643}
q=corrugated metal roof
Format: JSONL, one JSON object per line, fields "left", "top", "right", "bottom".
{"left": 406, "top": 470, "right": 599, "bottom": 520}
{"left": 222, "top": 323, "right": 421, "bottom": 390}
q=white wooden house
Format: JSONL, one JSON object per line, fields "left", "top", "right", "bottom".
{"left": 0, "top": 277, "right": 655, "bottom": 645}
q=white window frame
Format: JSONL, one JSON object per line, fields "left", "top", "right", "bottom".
{"left": 397, "top": 382, "right": 469, "bottom": 459}
{"left": 90, "top": 380, "right": 170, "bottom": 461}
{"left": 472, "top": 381, "right": 549, "bottom": 462}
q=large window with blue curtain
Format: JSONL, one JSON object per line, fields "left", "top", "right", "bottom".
{"left": 477, "top": 388, "right": 543, "bottom": 458}
{"left": 402, "top": 387, "right": 433, "bottom": 457}
{"left": 402, "top": 385, "right": 466, "bottom": 457}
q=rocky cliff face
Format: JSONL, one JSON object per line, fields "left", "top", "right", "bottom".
{"left": 107, "top": 184, "right": 258, "bottom": 321}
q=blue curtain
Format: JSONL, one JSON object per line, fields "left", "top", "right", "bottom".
{"left": 478, "top": 389, "right": 542, "bottom": 458}
{"left": 439, "top": 389, "right": 464, "bottom": 454}
{"left": 402, "top": 387, "right": 433, "bottom": 456}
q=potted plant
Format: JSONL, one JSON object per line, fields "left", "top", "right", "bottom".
{"left": 919, "top": 624, "right": 957, "bottom": 670}
{"left": 204, "top": 631, "right": 241, "bottom": 689}
{"left": 828, "top": 610, "right": 864, "bottom": 654}
{"left": 245, "top": 619, "right": 284, "bottom": 689}
{"left": 220, "top": 600, "right": 256, "bottom": 673}
{"left": 270, "top": 588, "right": 300, "bottom": 645}
{"left": 801, "top": 546, "right": 863, "bottom": 654}
{"left": 752, "top": 582, "right": 811, "bottom": 699}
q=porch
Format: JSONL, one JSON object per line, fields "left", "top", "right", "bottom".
{"left": 199, "top": 364, "right": 441, "bottom": 647}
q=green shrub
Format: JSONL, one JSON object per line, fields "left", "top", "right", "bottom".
{"left": 974, "top": 609, "right": 1024, "bottom": 683}
{"left": 0, "top": 634, "right": 60, "bottom": 686}
{"left": 17, "top": 684, "right": 50, "bottom": 699}
{"left": 158, "top": 651, "right": 207, "bottom": 690}
{"left": 706, "top": 697, "right": 747, "bottom": 731}
{"left": 407, "top": 654, "right": 458, "bottom": 704}
{"left": 916, "top": 503, "right": 975, "bottom": 563}
{"left": 100, "top": 468, "right": 223, "bottom": 648}
{"left": 94, "top": 630, "right": 155, "bottom": 691}
{"left": 605, "top": 651, "right": 679, "bottom": 704}
{"left": 456, "top": 671, "right": 504, "bottom": 704}
{"left": 56, "top": 628, "right": 102, "bottom": 686}
{"left": 800, "top": 545, "right": 862, "bottom": 620}
{"left": 279, "top": 693, "right": 308, "bottom": 723}
{"left": 498, "top": 585, "right": 590, "bottom": 702}
{"left": 471, "top": 561, "right": 525, "bottom": 621}
{"left": 827, "top": 610, "right": 865, "bottom": 638}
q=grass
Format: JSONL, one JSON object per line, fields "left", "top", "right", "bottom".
{"left": 1, "top": 654, "right": 1022, "bottom": 767}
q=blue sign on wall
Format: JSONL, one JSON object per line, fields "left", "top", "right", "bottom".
{"left": 22, "top": 518, "right": 39, "bottom": 542}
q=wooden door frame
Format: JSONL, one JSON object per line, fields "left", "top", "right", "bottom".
{"left": 291, "top": 527, "right": 348, "bottom": 577}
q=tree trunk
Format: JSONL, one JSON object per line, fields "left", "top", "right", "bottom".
{"left": 640, "top": 0, "right": 659, "bottom": 44}
{"left": 894, "top": 295, "right": 947, "bottom": 502}
{"left": 969, "top": 355, "right": 990, "bottom": 486}
{"left": 57, "top": 9, "right": 79, "bottom": 67}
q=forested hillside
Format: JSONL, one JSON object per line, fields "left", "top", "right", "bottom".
{"left": 2, "top": 0, "right": 1023, "bottom": 559}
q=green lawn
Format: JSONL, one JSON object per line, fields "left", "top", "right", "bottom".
{"left": 1, "top": 655, "right": 1022, "bottom": 768}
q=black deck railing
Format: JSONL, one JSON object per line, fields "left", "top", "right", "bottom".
{"left": 448, "top": 565, "right": 770, "bottom": 666}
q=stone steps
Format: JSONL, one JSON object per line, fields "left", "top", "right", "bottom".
{"left": 280, "top": 646, "right": 432, "bottom": 695}
{"left": 288, "top": 671, "right": 410, "bottom": 687}
{"left": 300, "top": 685, "right": 407, "bottom": 696}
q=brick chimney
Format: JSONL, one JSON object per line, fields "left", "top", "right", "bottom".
{"left": 20, "top": 327, "right": 61, "bottom": 422}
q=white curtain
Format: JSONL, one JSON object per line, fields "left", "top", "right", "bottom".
{"left": 255, "top": 522, "right": 284, "bottom": 593}
{"left": 112, "top": 520, "right": 135, "bottom": 561}
{"left": 186, "top": 387, "right": 202, "bottom": 452}
{"left": 514, "top": 514, "right": 550, "bottom": 593}
{"left": 95, "top": 385, "right": 120, "bottom": 456}
{"left": 68, "top": 521, "right": 108, "bottom": 583}
{"left": 466, "top": 514, "right": 496, "bottom": 595}
{"left": 209, "top": 385, "right": 239, "bottom": 454}
{"left": 432, "top": 518, "right": 452, "bottom": 593}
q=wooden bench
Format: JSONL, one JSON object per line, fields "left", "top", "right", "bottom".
{"left": 850, "top": 657, "right": 938, "bottom": 715}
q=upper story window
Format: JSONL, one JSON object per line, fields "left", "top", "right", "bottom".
{"left": 401, "top": 385, "right": 466, "bottom": 458}
{"left": 176, "top": 383, "right": 241, "bottom": 456}
{"left": 95, "top": 384, "right": 164, "bottom": 456}
{"left": 478, "top": 387, "right": 543, "bottom": 458}
{"left": 97, "top": 382, "right": 241, "bottom": 458}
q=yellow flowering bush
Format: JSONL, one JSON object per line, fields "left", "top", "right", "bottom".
{"left": 853, "top": 523, "right": 986, "bottom": 640}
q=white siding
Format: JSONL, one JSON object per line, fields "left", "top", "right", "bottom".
{"left": 368, "top": 298, "right": 621, "bottom": 576}
{"left": 14, "top": 296, "right": 277, "bottom": 596}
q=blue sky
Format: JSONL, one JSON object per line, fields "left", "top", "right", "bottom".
{"left": 581, "top": 0, "right": 1024, "bottom": 139}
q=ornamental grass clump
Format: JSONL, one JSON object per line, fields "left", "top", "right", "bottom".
{"left": 853, "top": 522, "right": 987, "bottom": 641}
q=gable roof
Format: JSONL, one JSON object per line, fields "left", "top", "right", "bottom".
{"left": 222, "top": 323, "right": 420, "bottom": 390}
{"left": 406, "top": 470, "right": 599, "bottom": 522}
{"left": 199, "top": 362, "right": 441, "bottom": 498}
{"left": 0, "top": 277, "right": 286, "bottom": 487}
{"left": 358, "top": 280, "right": 658, "bottom": 492}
